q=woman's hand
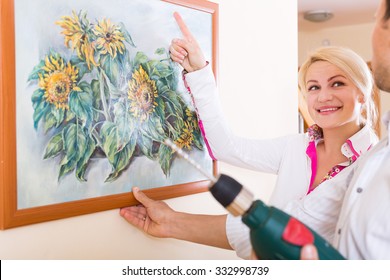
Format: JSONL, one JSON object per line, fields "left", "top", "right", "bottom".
{"left": 169, "top": 12, "right": 207, "bottom": 72}
{"left": 120, "top": 187, "right": 176, "bottom": 238}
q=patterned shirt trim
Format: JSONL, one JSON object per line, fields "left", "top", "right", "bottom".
{"left": 306, "top": 124, "right": 370, "bottom": 194}
{"left": 182, "top": 66, "right": 216, "bottom": 161}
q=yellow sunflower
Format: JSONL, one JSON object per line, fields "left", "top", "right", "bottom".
{"left": 38, "top": 55, "right": 81, "bottom": 110}
{"left": 93, "top": 19, "right": 125, "bottom": 58}
{"left": 185, "top": 107, "right": 198, "bottom": 128}
{"left": 127, "top": 66, "right": 158, "bottom": 121}
{"left": 56, "top": 11, "right": 98, "bottom": 69}
{"left": 174, "top": 122, "right": 194, "bottom": 150}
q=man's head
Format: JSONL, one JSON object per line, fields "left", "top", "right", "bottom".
{"left": 371, "top": 0, "right": 390, "bottom": 92}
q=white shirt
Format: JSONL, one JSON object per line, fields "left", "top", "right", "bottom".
{"left": 184, "top": 64, "right": 378, "bottom": 259}
{"left": 287, "top": 111, "right": 390, "bottom": 259}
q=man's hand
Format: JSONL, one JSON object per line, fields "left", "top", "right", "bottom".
{"left": 250, "top": 244, "right": 319, "bottom": 260}
{"left": 300, "top": 244, "right": 319, "bottom": 260}
{"left": 120, "top": 187, "right": 175, "bottom": 238}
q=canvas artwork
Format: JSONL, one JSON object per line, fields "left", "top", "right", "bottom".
{"left": 0, "top": 0, "right": 217, "bottom": 228}
{"left": 15, "top": 0, "right": 214, "bottom": 209}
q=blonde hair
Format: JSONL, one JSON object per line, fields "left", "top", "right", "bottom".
{"left": 298, "top": 46, "right": 377, "bottom": 131}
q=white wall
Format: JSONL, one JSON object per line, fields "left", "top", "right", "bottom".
{"left": 0, "top": 0, "right": 298, "bottom": 259}
{"left": 298, "top": 23, "right": 375, "bottom": 65}
{"left": 298, "top": 23, "right": 390, "bottom": 138}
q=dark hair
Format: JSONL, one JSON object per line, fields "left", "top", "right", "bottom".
{"left": 385, "top": 0, "right": 390, "bottom": 21}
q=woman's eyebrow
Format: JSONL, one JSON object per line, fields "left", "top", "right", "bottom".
{"left": 328, "top": 74, "right": 346, "bottom": 82}
{"left": 306, "top": 74, "right": 346, "bottom": 85}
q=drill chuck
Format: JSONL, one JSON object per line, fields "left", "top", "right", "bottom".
{"left": 209, "top": 174, "right": 254, "bottom": 216}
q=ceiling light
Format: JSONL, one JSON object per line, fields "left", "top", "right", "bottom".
{"left": 304, "top": 10, "right": 334, "bottom": 23}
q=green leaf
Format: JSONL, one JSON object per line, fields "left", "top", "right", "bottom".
{"left": 145, "top": 60, "right": 173, "bottom": 84}
{"left": 155, "top": 48, "right": 166, "bottom": 56}
{"left": 101, "top": 121, "right": 116, "bottom": 138}
{"left": 105, "top": 137, "right": 136, "bottom": 182}
{"left": 62, "top": 123, "right": 87, "bottom": 164}
{"left": 158, "top": 143, "right": 173, "bottom": 176}
{"left": 101, "top": 122, "right": 118, "bottom": 163}
{"left": 27, "top": 60, "right": 45, "bottom": 81}
{"left": 137, "top": 133, "right": 154, "bottom": 159}
{"left": 163, "top": 92, "right": 185, "bottom": 135}
{"left": 116, "top": 50, "right": 131, "bottom": 70}
{"left": 140, "top": 116, "right": 165, "bottom": 142}
{"left": 166, "top": 62, "right": 180, "bottom": 90}
{"left": 51, "top": 107, "right": 65, "bottom": 127}
{"left": 91, "top": 79, "right": 102, "bottom": 109}
{"left": 154, "top": 97, "right": 166, "bottom": 127}
{"left": 157, "top": 83, "right": 170, "bottom": 94}
{"left": 192, "top": 130, "right": 204, "bottom": 150}
{"left": 43, "top": 112, "right": 58, "bottom": 133}
{"left": 31, "top": 89, "right": 44, "bottom": 104}
{"left": 97, "top": 70, "right": 110, "bottom": 109}
{"left": 79, "top": 81, "right": 93, "bottom": 94}
{"left": 113, "top": 101, "right": 134, "bottom": 151}
{"left": 33, "top": 101, "right": 50, "bottom": 129}
{"left": 118, "top": 22, "right": 136, "bottom": 48}
{"left": 75, "top": 165, "right": 88, "bottom": 182}
{"left": 133, "top": 52, "right": 149, "bottom": 67}
{"left": 43, "top": 133, "right": 63, "bottom": 159}
{"left": 164, "top": 121, "right": 180, "bottom": 139}
{"left": 58, "top": 155, "right": 76, "bottom": 181}
{"left": 100, "top": 55, "right": 120, "bottom": 86}
{"left": 101, "top": 70, "right": 122, "bottom": 99}
{"left": 70, "top": 56, "right": 91, "bottom": 80}
{"left": 75, "top": 135, "right": 96, "bottom": 181}
{"left": 164, "top": 90, "right": 183, "bottom": 115}
{"left": 101, "top": 119, "right": 137, "bottom": 172}
{"left": 69, "top": 87, "right": 93, "bottom": 126}
{"left": 65, "top": 110, "right": 76, "bottom": 122}
{"left": 59, "top": 123, "right": 96, "bottom": 180}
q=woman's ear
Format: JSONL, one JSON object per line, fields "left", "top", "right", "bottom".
{"left": 358, "top": 94, "right": 366, "bottom": 104}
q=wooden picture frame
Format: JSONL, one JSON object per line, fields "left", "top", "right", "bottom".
{"left": 0, "top": 0, "right": 218, "bottom": 229}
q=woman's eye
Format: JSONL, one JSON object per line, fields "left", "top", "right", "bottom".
{"left": 333, "top": 81, "right": 345, "bottom": 87}
{"left": 307, "top": 85, "right": 319, "bottom": 91}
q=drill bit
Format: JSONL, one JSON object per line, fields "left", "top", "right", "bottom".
{"left": 163, "top": 138, "right": 217, "bottom": 183}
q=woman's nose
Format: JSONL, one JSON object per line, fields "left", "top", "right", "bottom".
{"left": 317, "top": 90, "right": 333, "bottom": 102}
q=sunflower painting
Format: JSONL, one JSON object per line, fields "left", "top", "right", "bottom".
{"left": 15, "top": 0, "right": 214, "bottom": 209}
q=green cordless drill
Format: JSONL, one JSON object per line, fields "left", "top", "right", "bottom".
{"left": 209, "top": 174, "right": 345, "bottom": 260}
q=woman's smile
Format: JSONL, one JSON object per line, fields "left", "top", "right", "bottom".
{"left": 316, "top": 106, "right": 342, "bottom": 114}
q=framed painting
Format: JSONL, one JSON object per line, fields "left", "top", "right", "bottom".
{"left": 0, "top": 0, "right": 218, "bottom": 229}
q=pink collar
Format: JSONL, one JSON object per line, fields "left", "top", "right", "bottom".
{"left": 306, "top": 124, "right": 377, "bottom": 194}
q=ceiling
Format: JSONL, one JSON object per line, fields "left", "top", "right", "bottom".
{"left": 298, "top": 0, "right": 380, "bottom": 31}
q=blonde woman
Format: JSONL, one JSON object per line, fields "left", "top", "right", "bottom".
{"left": 120, "top": 13, "right": 378, "bottom": 259}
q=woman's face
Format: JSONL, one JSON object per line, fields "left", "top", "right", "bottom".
{"left": 305, "top": 61, "right": 364, "bottom": 130}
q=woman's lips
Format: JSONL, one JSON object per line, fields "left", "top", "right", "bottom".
{"left": 316, "top": 107, "right": 341, "bottom": 113}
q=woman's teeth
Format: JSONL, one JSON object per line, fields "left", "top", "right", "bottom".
{"left": 318, "top": 107, "right": 339, "bottom": 113}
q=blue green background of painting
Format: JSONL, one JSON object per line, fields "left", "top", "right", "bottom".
{"left": 15, "top": 0, "right": 213, "bottom": 209}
